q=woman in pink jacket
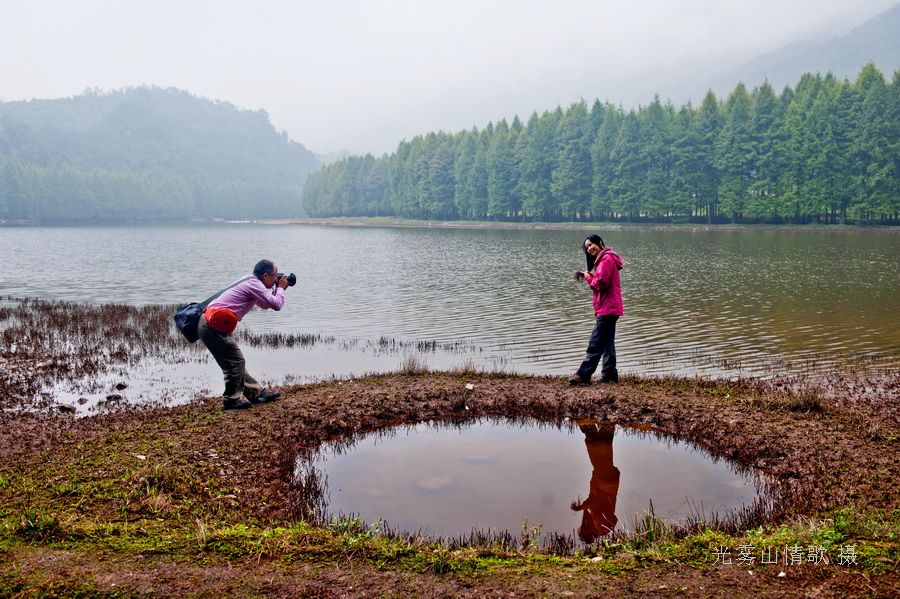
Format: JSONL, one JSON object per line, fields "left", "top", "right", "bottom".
{"left": 570, "top": 235, "right": 624, "bottom": 385}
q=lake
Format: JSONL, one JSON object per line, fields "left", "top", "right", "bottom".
{"left": 1, "top": 223, "right": 898, "bottom": 407}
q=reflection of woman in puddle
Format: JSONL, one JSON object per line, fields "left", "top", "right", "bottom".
{"left": 571, "top": 420, "right": 620, "bottom": 543}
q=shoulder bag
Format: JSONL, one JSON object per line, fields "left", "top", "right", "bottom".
{"left": 174, "top": 275, "right": 253, "bottom": 343}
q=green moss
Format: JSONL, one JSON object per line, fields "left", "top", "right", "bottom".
{"left": 2, "top": 372, "right": 896, "bottom": 595}
{"left": 0, "top": 571, "right": 26, "bottom": 597}
{"left": 2, "top": 460, "right": 896, "bottom": 584}
{"left": 0, "top": 572, "right": 119, "bottom": 599}
{"left": 1, "top": 507, "right": 897, "bottom": 595}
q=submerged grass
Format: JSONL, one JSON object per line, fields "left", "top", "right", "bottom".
{"left": 0, "top": 297, "right": 491, "bottom": 412}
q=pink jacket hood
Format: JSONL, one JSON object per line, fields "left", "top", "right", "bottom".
{"left": 599, "top": 249, "right": 624, "bottom": 272}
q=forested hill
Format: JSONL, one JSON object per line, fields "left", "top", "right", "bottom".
{"left": 0, "top": 87, "right": 320, "bottom": 221}
{"left": 303, "top": 65, "right": 899, "bottom": 225}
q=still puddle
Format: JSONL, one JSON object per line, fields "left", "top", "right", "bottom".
{"left": 301, "top": 418, "right": 767, "bottom": 544}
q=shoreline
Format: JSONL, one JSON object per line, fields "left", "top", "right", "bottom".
{"left": 3, "top": 216, "right": 899, "bottom": 233}
{"left": 259, "top": 216, "right": 900, "bottom": 233}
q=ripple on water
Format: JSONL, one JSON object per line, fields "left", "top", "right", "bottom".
{"left": 3, "top": 225, "right": 898, "bottom": 406}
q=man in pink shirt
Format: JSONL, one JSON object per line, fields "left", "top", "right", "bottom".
{"left": 199, "top": 259, "right": 291, "bottom": 410}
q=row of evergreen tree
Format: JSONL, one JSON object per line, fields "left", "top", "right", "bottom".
{"left": 303, "top": 64, "right": 898, "bottom": 224}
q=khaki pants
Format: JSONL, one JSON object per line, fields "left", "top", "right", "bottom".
{"left": 198, "top": 315, "right": 261, "bottom": 401}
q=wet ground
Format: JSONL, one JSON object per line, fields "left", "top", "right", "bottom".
{"left": 1, "top": 298, "right": 898, "bottom": 596}
{"left": 2, "top": 364, "right": 898, "bottom": 596}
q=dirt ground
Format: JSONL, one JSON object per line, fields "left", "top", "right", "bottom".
{"left": 2, "top": 543, "right": 894, "bottom": 598}
{"left": 1, "top": 368, "right": 898, "bottom": 597}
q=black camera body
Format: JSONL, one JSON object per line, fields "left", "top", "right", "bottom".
{"left": 277, "top": 272, "right": 297, "bottom": 287}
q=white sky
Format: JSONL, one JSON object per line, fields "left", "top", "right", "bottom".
{"left": 0, "top": 0, "right": 896, "bottom": 155}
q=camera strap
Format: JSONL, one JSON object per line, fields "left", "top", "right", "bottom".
{"left": 200, "top": 275, "right": 254, "bottom": 309}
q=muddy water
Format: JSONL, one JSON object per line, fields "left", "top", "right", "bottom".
{"left": 303, "top": 418, "right": 765, "bottom": 544}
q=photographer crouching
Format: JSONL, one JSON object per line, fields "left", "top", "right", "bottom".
{"left": 199, "top": 259, "right": 296, "bottom": 410}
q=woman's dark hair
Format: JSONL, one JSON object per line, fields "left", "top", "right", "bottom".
{"left": 253, "top": 259, "right": 276, "bottom": 279}
{"left": 583, "top": 235, "right": 605, "bottom": 271}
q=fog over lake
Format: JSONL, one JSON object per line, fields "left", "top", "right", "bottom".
{"left": 2, "top": 0, "right": 896, "bottom": 155}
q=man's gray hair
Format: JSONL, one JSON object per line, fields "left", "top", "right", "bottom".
{"left": 253, "top": 259, "right": 276, "bottom": 279}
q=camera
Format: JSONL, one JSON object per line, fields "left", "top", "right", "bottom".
{"left": 276, "top": 272, "right": 297, "bottom": 286}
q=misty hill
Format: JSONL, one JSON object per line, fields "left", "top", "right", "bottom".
{"left": 704, "top": 3, "right": 899, "bottom": 97}
{"left": 0, "top": 87, "right": 320, "bottom": 221}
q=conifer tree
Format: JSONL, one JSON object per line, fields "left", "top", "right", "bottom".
{"left": 551, "top": 101, "right": 592, "bottom": 219}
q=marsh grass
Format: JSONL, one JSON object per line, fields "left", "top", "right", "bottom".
{"left": 289, "top": 461, "right": 328, "bottom": 523}
{"left": 1, "top": 297, "right": 489, "bottom": 410}
{"left": 15, "top": 509, "right": 65, "bottom": 542}
{"left": 12, "top": 485, "right": 67, "bottom": 543}
{"left": 269, "top": 494, "right": 784, "bottom": 559}
{"left": 786, "top": 383, "right": 826, "bottom": 413}
{"left": 398, "top": 354, "right": 429, "bottom": 375}
{"left": 240, "top": 331, "right": 336, "bottom": 348}
{"left": 195, "top": 517, "right": 210, "bottom": 548}
{"left": 144, "top": 489, "right": 173, "bottom": 514}
{"left": 0, "top": 298, "right": 194, "bottom": 408}
{"left": 2, "top": 497, "right": 894, "bottom": 573}
{"left": 446, "top": 358, "right": 479, "bottom": 375}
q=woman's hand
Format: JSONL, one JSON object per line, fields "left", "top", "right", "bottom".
{"left": 574, "top": 270, "right": 586, "bottom": 282}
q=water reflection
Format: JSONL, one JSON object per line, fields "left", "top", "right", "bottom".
{"left": 571, "top": 419, "right": 619, "bottom": 542}
{"left": 303, "top": 418, "right": 764, "bottom": 544}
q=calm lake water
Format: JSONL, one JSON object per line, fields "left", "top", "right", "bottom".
{"left": 1, "top": 223, "right": 898, "bottom": 406}
{"left": 304, "top": 418, "right": 764, "bottom": 543}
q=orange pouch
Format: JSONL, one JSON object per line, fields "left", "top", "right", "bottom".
{"left": 205, "top": 307, "right": 238, "bottom": 334}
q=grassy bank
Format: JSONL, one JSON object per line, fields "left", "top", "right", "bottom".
{"left": 1, "top": 371, "right": 897, "bottom": 597}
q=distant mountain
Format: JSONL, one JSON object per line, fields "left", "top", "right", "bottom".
{"left": 0, "top": 87, "right": 320, "bottom": 221}
{"left": 709, "top": 3, "right": 899, "bottom": 96}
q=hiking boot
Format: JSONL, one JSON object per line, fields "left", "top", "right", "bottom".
{"left": 568, "top": 374, "right": 589, "bottom": 386}
{"left": 222, "top": 396, "right": 253, "bottom": 410}
{"left": 250, "top": 389, "right": 282, "bottom": 404}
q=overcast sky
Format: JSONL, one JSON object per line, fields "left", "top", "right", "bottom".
{"left": 1, "top": 0, "right": 896, "bottom": 155}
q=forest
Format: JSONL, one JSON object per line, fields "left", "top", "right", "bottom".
{"left": 303, "top": 64, "right": 898, "bottom": 224}
{"left": 0, "top": 87, "right": 320, "bottom": 222}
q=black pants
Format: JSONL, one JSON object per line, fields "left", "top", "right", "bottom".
{"left": 576, "top": 315, "right": 619, "bottom": 382}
